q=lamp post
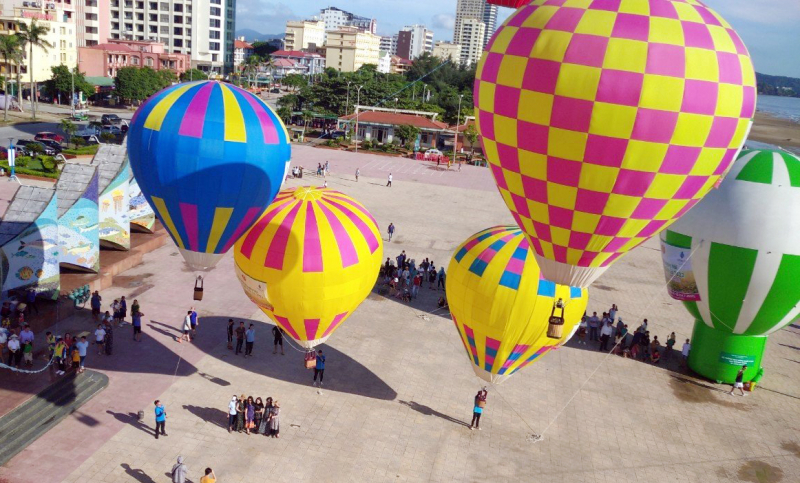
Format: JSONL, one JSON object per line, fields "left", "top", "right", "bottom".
{"left": 8, "top": 138, "right": 17, "bottom": 183}
{"left": 394, "top": 97, "right": 398, "bottom": 112}
{"left": 355, "top": 85, "right": 363, "bottom": 153}
{"left": 455, "top": 94, "right": 463, "bottom": 162}
{"left": 70, "top": 68, "right": 75, "bottom": 117}
{"left": 345, "top": 80, "right": 352, "bottom": 116}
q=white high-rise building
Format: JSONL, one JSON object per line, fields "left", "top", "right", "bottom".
{"left": 380, "top": 35, "right": 397, "bottom": 56}
{"left": 458, "top": 18, "right": 485, "bottom": 67}
{"left": 453, "top": 0, "right": 496, "bottom": 47}
{"left": 319, "top": 6, "right": 375, "bottom": 34}
{"left": 99, "top": 0, "right": 235, "bottom": 76}
{"left": 398, "top": 24, "right": 433, "bottom": 60}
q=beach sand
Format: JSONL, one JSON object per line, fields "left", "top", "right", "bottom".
{"left": 748, "top": 111, "right": 800, "bottom": 152}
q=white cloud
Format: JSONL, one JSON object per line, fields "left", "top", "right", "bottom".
{"left": 431, "top": 13, "right": 455, "bottom": 31}
{"left": 236, "top": 1, "right": 297, "bottom": 34}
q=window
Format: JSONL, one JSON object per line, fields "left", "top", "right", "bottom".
{"left": 173, "top": 15, "right": 182, "bottom": 23}
{"left": 149, "top": 13, "right": 157, "bottom": 21}
{"left": 173, "top": 27, "right": 182, "bottom": 35}
{"left": 60, "top": 40, "right": 66, "bottom": 49}
{"left": 132, "top": 57, "right": 139, "bottom": 65}
{"left": 210, "top": 7, "right": 220, "bottom": 16}
{"left": 60, "top": 27, "right": 65, "bottom": 35}
{"left": 86, "top": 26, "right": 98, "bottom": 34}
{"left": 146, "top": 58, "right": 153, "bottom": 66}
{"left": 160, "top": 38, "right": 168, "bottom": 45}
{"left": 209, "top": 30, "right": 219, "bottom": 39}
{"left": 137, "top": 2, "right": 144, "bottom": 8}
{"left": 209, "top": 19, "right": 220, "bottom": 28}
{"left": 212, "top": 54, "right": 218, "bottom": 62}
{"left": 174, "top": 4, "right": 183, "bottom": 12}
{"left": 174, "top": 38, "right": 183, "bottom": 47}
{"left": 160, "top": 26, "right": 168, "bottom": 34}
{"left": 209, "top": 42, "right": 220, "bottom": 51}
{"left": 112, "top": 22, "right": 120, "bottom": 30}
{"left": 85, "top": 13, "right": 97, "bottom": 21}
{"left": 160, "top": 2, "right": 169, "bottom": 11}
{"left": 160, "top": 14, "right": 168, "bottom": 22}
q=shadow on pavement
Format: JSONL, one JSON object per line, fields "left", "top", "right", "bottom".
{"left": 399, "top": 400, "right": 470, "bottom": 428}
{"left": 203, "top": 316, "right": 397, "bottom": 401}
{"left": 120, "top": 464, "right": 156, "bottom": 483}
{"left": 106, "top": 410, "right": 155, "bottom": 436}
{"left": 198, "top": 372, "right": 231, "bottom": 386}
{"left": 181, "top": 405, "right": 228, "bottom": 430}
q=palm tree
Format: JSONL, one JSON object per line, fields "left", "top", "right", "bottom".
{"left": 18, "top": 19, "right": 52, "bottom": 120}
{"left": 0, "top": 34, "right": 22, "bottom": 123}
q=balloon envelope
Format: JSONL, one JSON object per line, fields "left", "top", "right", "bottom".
{"left": 234, "top": 187, "right": 383, "bottom": 349}
{"left": 475, "top": 0, "right": 756, "bottom": 287}
{"left": 447, "top": 226, "right": 588, "bottom": 384}
{"left": 127, "top": 81, "right": 291, "bottom": 269}
{"left": 661, "top": 149, "right": 800, "bottom": 336}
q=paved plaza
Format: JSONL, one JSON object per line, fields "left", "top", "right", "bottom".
{"left": 1, "top": 145, "right": 800, "bottom": 483}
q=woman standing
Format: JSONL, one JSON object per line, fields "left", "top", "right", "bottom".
{"left": 268, "top": 401, "right": 281, "bottom": 438}
{"left": 235, "top": 394, "right": 245, "bottom": 432}
{"left": 104, "top": 318, "right": 114, "bottom": 355}
{"left": 245, "top": 396, "right": 255, "bottom": 435}
{"left": 131, "top": 299, "right": 141, "bottom": 317}
{"left": 254, "top": 397, "right": 264, "bottom": 430}
{"left": 259, "top": 397, "right": 273, "bottom": 435}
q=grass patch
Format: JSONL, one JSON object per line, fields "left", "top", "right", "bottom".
{"left": 63, "top": 144, "right": 99, "bottom": 155}
{"left": 0, "top": 160, "right": 59, "bottom": 179}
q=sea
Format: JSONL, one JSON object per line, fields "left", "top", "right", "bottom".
{"left": 757, "top": 95, "right": 800, "bottom": 123}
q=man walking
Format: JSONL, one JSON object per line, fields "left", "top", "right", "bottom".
{"left": 235, "top": 321, "right": 245, "bottom": 355}
{"left": 227, "top": 395, "right": 238, "bottom": 433}
{"left": 312, "top": 349, "right": 326, "bottom": 387}
{"left": 387, "top": 173, "right": 392, "bottom": 187}
{"left": 729, "top": 365, "right": 748, "bottom": 396}
{"left": 227, "top": 319, "right": 234, "bottom": 350}
{"left": 245, "top": 324, "right": 255, "bottom": 357}
{"left": 272, "top": 325, "right": 285, "bottom": 355}
{"left": 94, "top": 324, "right": 106, "bottom": 355}
{"left": 179, "top": 311, "right": 192, "bottom": 343}
{"left": 189, "top": 307, "right": 198, "bottom": 336}
{"left": 387, "top": 223, "right": 395, "bottom": 242}
{"left": 355, "top": 168, "right": 360, "bottom": 182}
{"left": 154, "top": 400, "right": 167, "bottom": 439}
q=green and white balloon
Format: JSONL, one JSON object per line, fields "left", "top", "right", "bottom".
{"left": 661, "top": 149, "right": 800, "bottom": 383}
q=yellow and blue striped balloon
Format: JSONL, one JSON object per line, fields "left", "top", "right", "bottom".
{"left": 447, "top": 226, "right": 589, "bottom": 384}
{"left": 127, "top": 81, "right": 291, "bottom": 269}
{"left": 234, "top": 187, "right": 383, "bottom": 349}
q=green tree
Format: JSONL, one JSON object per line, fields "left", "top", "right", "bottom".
{"left": 115, "top": 67, "right": 167, "bottom": 104}
{"left": 0, "top": 34, "right": 22, "bottom": 123}
{"left": 18, "top": 19, "right": 53, "bottom": 119}
{"left": 282, "top": 73, "right": 307, "bottom": 92}
{"left": 180, "top": 68, "right": 208, "bottom": 82}
{"left": 44, "top": 65, "right": 95, "bottom": 104}
{"left": 463, "top": 124, "right": 479, "bottom": 155}
{"left": 277, "top": 106, "right": 292, "bottom": 124}
{"left": 60, "top": 118, "right": 77, "bottom": 145}
{"left": 156, "top": 69, "right": 177, "bottom": 87}
{"left": 251, "top": 41, "right": 278, "bottom": 58}
{"left": 394, "top": 124, "right": 420, "bottom": 148}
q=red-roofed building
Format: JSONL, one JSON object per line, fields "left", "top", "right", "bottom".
{"left": 234, "top": 38, "right": 254, "bottom": 66}
{"left": 78, "top": 39, "right": 189, "bottom": 78}
{"left": 271, "top": 50, "right": 326, "bottom": 76}
{"left": 338, "top": 108, "right": 451, "bottom": 148}
{"left": 390, "top": 55, "right": 413, "bottom": 75}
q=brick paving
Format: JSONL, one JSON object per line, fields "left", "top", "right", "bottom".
{"left": 1, "top": 146, "right": 799, "bottom": 483}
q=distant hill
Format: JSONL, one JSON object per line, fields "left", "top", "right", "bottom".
{"left": 757, "top": 72, "right": 800, "bottom": 98}
{"left": 235, "top": 29, "right": 283, "bottom": 42}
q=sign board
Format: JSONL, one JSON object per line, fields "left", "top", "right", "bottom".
{"left": 661, "top": 240, "right": 700, "bottom": 301}
{"left": 719, "top": 352, "right": 756, "bottom": 366}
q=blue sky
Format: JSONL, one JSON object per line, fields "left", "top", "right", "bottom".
{"left": 236, "top": 0, "right": 800, "bottom": 77}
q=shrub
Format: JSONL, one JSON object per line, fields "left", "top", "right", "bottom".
{"left": 63, "top": 144, "right": 100, "bottom": 155}
{"left": 361, "top": 140, "right": 372, "bottom": 150}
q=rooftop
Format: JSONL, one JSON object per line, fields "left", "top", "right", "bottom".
{"left": 55, "top": 164, "right": 98, "bottom": 217}
{"left": 272, "top": 50, "right": 323, "bottom": 59}
{"left": 339, "top": 110, "right": 449, "bottom": 131}
{"left": 234, "top": 40, "right": 253, "bottom": 50}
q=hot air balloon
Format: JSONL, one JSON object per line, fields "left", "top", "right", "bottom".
{"left": 660, "top": 149, "right": 800, "bottom": 383}
{"left": 447, "top": 226, "right": 588, "bottom": 384}
{"left": 475, "top": 0, "right": 756, "bottom": 287}
{"left": 127, "top": 81, "right": 291, "bottom": 269}
{"left": 233, "top": 187, "right": 383, "bottom": 348}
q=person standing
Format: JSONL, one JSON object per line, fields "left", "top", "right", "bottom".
{"left": 729, "top": 365, "right": 748, "bottom": 396}
{"left": 200, "top": 468, "right": 216, "bottom": 483}
{"left": 272, "top": 325, "right": 284, "bottom": 355}
{"left": 180, "top": 311, "right": 192, "bottom": 343}
{"left": 387, "top": 172, "right": 392, "bottom": 187}
{"left": 119, "top": 296, "right": 128, "bottom": 325}
{"left": 94, "top": 324, "right": 106, "bottom": 355}
{"left": 312, "top": 349, "right": 326, "bottom": 387}
{"left": 53, "top": 336, "right": 66, "bottom": 374}
{"left": 26, "top": 287, "right": 38, "bottom": 315}
{"left": 6, "top": 334, "right": 20, "bottom": 368}
{"left": 268, "top": 401, "right": 280, "bottom": 438}
{"left": 355, "top": 168, "right": 360, "bottom": 182}
{"left": 437, "top": 266, "right": 446, "bottom": 290}
{"left": 154, "top": 400, "right": 167, "bottom": 439}
{"left": 132, "top": 311, "right": 143, "bottom": 342}
{"left": 131, "top": 299, "right": 141, "bottom": 317}
{"left": 170, "top": 456, "right": 187, "bottom": 483}
{"left": 235, "top": 322, "right": 245, "bottom": 355}
{"left": 599, "top": 321, "right": 614, "bottom": 352}
{"left": 412, "top": 273, "right": 421, "bottom": 299}
{"left": 227, "top": 396, "right": 238, "bottom": 433}
{"left": 681, "top": 339, "right": 691, "bottom": 367}
{"left": 235, "top": 394, "right": 245, "bottom": 432}
{"left": 227, "top": 319, "right": 234, "bottom": 350}
{"left": 577, "top": 317, "right": 587, "bottom": 345}
{"left": 387, "top": 223, "right": 395, "bottom": 242}
{"left": 189, "top": 307, "right": 198, "bottom": 336}
{"left": 587, "top": 312, "right": 600, "bottom": 341}
{"left": 245, "top": 324, "right": 255, "bottom": 357}
{"left": 470, "top": 388, "right": 488, "bottom": 430}
{"left": 111, "top": 299, "right": 121, "bottom": 325}
{"left": 245, "top": 396, "right": 255, "bottom": 434}
{"left": 75, "top": 336, "right": 89, "bottom": 373}
{"left": 90, "top": 291, "right": 101, "bottom": 322}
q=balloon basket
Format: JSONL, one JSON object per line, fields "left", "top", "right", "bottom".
{"left": 547, "top": 322, "right": 564, "bottom": 339}
{"left": 193, "top": 276, "right": 204, "bottom": 301}
{"left": 687, "top": 320, "right": 767, "bottom": 384}
{"left": 304, "top": 351, "right": 316, "bottom": 369}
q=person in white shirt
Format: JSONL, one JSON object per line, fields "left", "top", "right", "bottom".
{"left": 75, "top": 336, "right": 89, "bottom": 373}
{"left": 681, "top": 339, "right": 691, "bottom": 367}
{"left": 180, "top": 311, "right": 192, "bottom": 343}
{"left": 387, "top": 173, "right": 393, "bottom": 187}
{"left": 94, "top": 324, "right": 106, "bottom": 355}
{"left": 227, "top": 396, "right": 238, "bottom": 433}
{"left": 599, "top": 321, "right": 614, "bottom": 352}
{"left": 6, "top": 334, "right": 20, "bottom": 367}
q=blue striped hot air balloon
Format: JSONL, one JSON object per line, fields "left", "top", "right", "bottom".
{"left": 127, "top": 81, "right": 291, "bottom": 269}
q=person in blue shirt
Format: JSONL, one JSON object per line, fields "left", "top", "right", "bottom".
{"left": 189, "top": 307, "right": 198, "bottom": 336}
{"left": 90, "top": 291, "right": 101, "bottom": 322}
{"left": 154, "top": 400, "right": 167, "bottom": 439}
{"left": 470, "top": 388, "right": 488, "bottom": 430}
{"left": 312, "top": 349, "right": 326, "bottom": 387}
{"left": 132, "top": 311, "right": 143, "bottom": 342}
{"left": 245, "top": 324, "right": 256, "bottom": 357}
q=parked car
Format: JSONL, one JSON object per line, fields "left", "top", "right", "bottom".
{"left": 270, "top": 88, "right": 280, "bottom": 94}
{"left": 101, "top": 114, "right": 122, "bottom": 125}
{"left": 330, "top": 130, "right": 346, "bottom": 139}
{"left": 34, "top": 132, "right": 65, "bottom": 143}
{"left": 15, "top": 139, "right": 57, "bottom": 156}
{"left": 80, "top": 135, "right": 100, "bottom": 145}
{"left": 38, "top": 139, "right": 63, "bottom": 154}
{"left": 101, "top": 125, "right": 122, "bottom": 135}
{"left": 75, "top": 124, "right": 102, "bottom": 138}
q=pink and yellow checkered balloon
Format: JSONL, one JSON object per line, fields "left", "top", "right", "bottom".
{"left": 475, "top": 0, "right": 756, "bottom": 287}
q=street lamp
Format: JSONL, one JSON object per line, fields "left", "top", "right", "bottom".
{"left": 345, "top": 81, "right": 352, "bottom": 116}
{"left": 394, "top": 97, "right": 398, "bottom": 112}
{"left": 355, "top": 85, "right": 363, "bottom": 153}
{"left": 455, "top": 94, "right": 464, "bottom": 162}
{"left": 8, "top": 138, "right": 17, "bottom": 183}
{"left": 70, "top": 67, "right": 75, "bottom": 117}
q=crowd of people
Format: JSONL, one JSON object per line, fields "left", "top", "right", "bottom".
{"left": 576, "top": 305, "right": 690, "bottom": 365}
{"left": 380, "top": 249, "right": 447, "bottom": 306}
{"left": 227, "top": 395, "right": 281, "bottom": 437}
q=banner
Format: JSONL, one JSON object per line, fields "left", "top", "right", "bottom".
{"left": 661, "top": 240, "right": 700, "bottom": 301}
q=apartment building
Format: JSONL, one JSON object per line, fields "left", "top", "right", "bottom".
{"left": 379, "top": 34, "right": 396, "bottom": 56}
{"left": 0, "top": 1, "right": 79, "bottom": 83}
{"left": 453, "top": 0, "right": 496, "bottom": 48}
{"left": 284, "top": 19, "right": 325, "bottom": 51}
{"left": 325, "top": 27, "right": 380, "bottom": 73}
{"left": 319, "top": 6, "right": 375, "bottom": 34}
{"left": 432, "top": 41, "right": 461, "bottom": 63}
{"left": 458, "top": 18, "right": 485, "bottom": 67}
{"left": 396, "top": 24, "right": 433, "bottom": 60}
{"left": 78, "top": 38, "right": 190, "bottom": 77}
{"left": 83, "top": 0, "right": 235, "bottom": 76}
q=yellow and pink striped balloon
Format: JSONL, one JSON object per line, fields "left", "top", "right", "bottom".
{"left": 233, "top": 187, "right": 383, "bottom": 348}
